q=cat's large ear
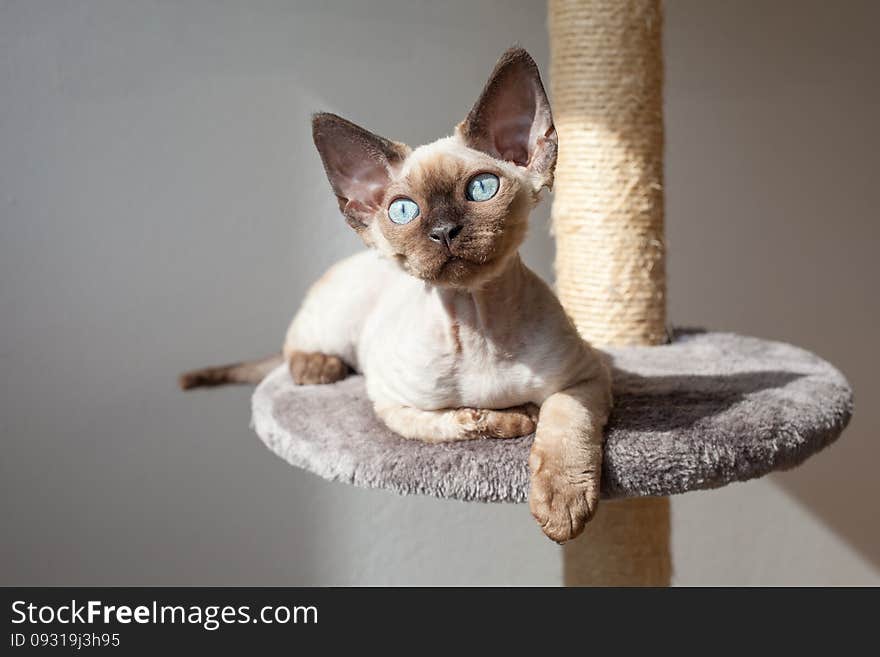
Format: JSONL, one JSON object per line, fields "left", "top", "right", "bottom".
{"left": 312, "top": 113, "right": 410, "bottom": 231}
{"left": 457, "top": 47, "right": 557, "bottom": 188}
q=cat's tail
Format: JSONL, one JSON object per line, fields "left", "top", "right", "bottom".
{"left": 178, "top": 353, "right": 284, "bottom": 390}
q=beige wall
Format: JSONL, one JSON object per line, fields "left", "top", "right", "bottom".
{"left": 1, "top": 1, "right": 877, "bottom": 585}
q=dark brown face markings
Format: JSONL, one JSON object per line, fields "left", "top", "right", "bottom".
{"left": 376, "top": 148, "right": 527, "bottom": 287}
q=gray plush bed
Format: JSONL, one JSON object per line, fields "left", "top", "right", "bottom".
{"left": 251, "top": 330, "right": 853, "bottom": 502}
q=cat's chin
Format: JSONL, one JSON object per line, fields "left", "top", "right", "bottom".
{"left": 392, "top": 248, "right": 515, "bottom": 289}
{"left": 434, "top": 256, "right": 479, "bottom": 286}
{"left": 417, "top": 254, "right": 509, "bottom": 289}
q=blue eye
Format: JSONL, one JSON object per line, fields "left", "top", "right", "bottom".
{"left": 466, "top": 173, "right": 500, "bottom": 202}
{"left": 388, "top": 198, "right": 420, "bottom": 224}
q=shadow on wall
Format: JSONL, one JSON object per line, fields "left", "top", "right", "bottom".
{"left": 771, "top": 406, "right": 879, "bottom": 571}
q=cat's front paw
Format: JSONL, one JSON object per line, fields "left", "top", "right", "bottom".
{"left": 455, "top": 404, "right": 538, "bottom": 439}
{"left": 288, "top": 351, "right": 349, "bottom": 385}
{"left": 527, "top": 445, "right": 600, "bottom": 543}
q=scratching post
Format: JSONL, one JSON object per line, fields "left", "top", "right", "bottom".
{"left": 549, "top": 0, "right": 666, "bottom": 347}
{"left": 563, "top": 497, "right": 671, "bottom": 586}
{"left": 548, "top": 0, "right": 671, "bottom": 585}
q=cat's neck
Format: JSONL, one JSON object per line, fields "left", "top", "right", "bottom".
{"left": 431, "top": 253, "right": 528, "bottom": 331}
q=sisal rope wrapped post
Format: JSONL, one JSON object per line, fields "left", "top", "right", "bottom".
{"left": 548, "top": 0, "right": 672, "bottom": 585}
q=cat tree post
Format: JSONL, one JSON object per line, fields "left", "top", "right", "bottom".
{"left": 548, "top": 0, "right": 671, "bottom": 585}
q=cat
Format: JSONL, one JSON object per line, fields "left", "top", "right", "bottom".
{"left": 180, "top": 48, "right": 612, "bottom": 543}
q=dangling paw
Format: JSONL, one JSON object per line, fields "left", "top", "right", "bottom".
{"left": 288, "top": 351, "right": 350, "bottom": 385}
{"left": 527, "top": 445, "right": 600, "bottom": 543}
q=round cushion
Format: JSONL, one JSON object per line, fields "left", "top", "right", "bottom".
{"left": 251, "top": 330, "right": 852, "bottom": 502}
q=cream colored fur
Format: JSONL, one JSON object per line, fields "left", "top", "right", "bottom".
{"left": 284, "top": 135, "right": 611, "bottom": 542}
{"left": 176, "top": 48, "right": 614, "bottom": 542}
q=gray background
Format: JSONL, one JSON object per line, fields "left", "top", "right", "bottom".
{"left": 2, "top": 0, "right": 877, "bottom": 585}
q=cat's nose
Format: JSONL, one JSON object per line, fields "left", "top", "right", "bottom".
{"left": 428, "top": 222, "right": 463, "bottom": 250}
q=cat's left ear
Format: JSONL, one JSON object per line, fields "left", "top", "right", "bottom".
{"left": 457, "top": 47, "right": 557, "bottom": 189}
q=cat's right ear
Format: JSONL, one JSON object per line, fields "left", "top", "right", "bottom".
{"left": 457, "top": 48, "right": 556, "bottom": 189}
{"left": 312, "top": 113, "right": 410, "bottom": 231}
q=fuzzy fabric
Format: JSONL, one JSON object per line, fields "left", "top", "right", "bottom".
{"left": 251, "top": 330, "right": 853, "bottom": 502}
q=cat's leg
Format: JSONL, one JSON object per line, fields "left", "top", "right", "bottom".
{"left": 283, "top": 251, "right": 393, "bottom": 385}
{"left": 376, "top": 404, "right": 539, "bottom": 443}
{"left": 528, "top": 372, "right": 612, "bottom": 543}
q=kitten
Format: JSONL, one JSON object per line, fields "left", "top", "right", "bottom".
{"left": 180, "top": 48, "right": 612, "bottom": 542}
